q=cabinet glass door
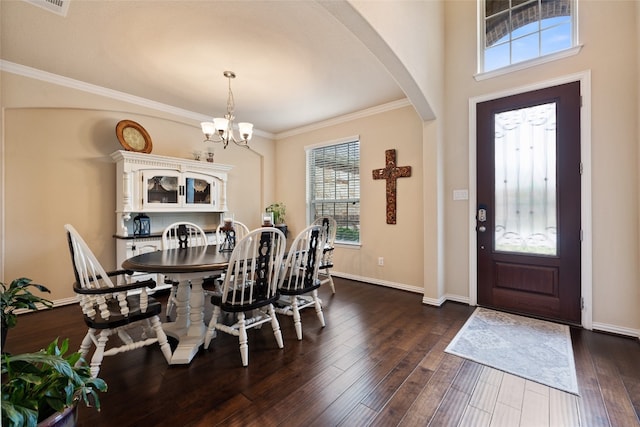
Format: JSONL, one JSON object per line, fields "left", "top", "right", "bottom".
{"left": 184, "top": 173, "right": 218, "bottom": 208}
{"left": 143, "top": 171, "right": 180, "bottom": 206}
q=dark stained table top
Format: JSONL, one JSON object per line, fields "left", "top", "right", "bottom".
{"left": 122, "top": 245, "right": 232, "bottom": 274}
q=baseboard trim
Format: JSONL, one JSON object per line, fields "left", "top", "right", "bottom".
{"left": 18, "top": 277, "right": 640, "bottom": 341}
{"left": 332, "top": 272, "right": 423, "bottom": 294}
{"left": 592, "top": 322, "right": 640, "bottom": 340}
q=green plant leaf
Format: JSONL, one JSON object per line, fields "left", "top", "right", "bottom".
{"left": 1, "top": 399, "right": 39, "bottom": 427}
{"left": 2, "top": 338, "right": 106, "bottom": 424}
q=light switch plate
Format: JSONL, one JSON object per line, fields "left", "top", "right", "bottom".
{"left": 453, "top": 189, "right": 469, "bottom": 200}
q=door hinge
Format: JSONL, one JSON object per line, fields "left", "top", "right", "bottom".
{"left": 579, "top": 162, "right": 584, "bottom": 175}
{"left": 581, "top": 297, "right": 584, "bottom": 310}
{"left": 580, "top": 229, "right": 583, "bottom": 242}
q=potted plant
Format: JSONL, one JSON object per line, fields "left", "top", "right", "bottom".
{"left": 265, "top": 202, "right": 287, "bottom": 236}
{"left": 1, "top": 338, "right": 107, "bottom": 427}
{"left": 1, "top": 278, "right": 53, "bottom": 348}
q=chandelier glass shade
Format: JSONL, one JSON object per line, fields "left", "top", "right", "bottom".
{"left": 201, "top": 71, "right": 253, "bottom": 149}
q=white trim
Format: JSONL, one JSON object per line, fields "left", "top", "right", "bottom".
{"left": 422, "top": 293, "right": 471, "bottom": 307}
{"left": 0, "top": 60, "right": 407, "bottom": 142}
{"left": 332, "top": 271, "right": 423, "bottom": 295}
{"left": 277, "top": 99, "right": 411, "bottom": 140}
{"left": 592, "top": 322, "right": 640, "bottom": 340}
{"left": 0, "top": 60, "right": 275, "bottom": 139}
{"left": 475, "top": 46, "right": 583, "bottom": 82}
{"left": 13, "top": 297, "right": 77, "bottom": 315}
{"left": 303, "top": 135, "right": 360, "bottom": 152}
{"left": 468, "top": 71, "right": 593, "bottom": 329}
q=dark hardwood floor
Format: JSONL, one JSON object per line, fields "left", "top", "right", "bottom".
{"left": 4, "top": 278, "right": 640, "bottom": 426}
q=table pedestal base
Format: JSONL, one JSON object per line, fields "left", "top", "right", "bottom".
{"left": 162, "top": 274, "right": 207, "bottom": 365}
{"left": 163, "top": 323, "right": 206, "bottom": 364}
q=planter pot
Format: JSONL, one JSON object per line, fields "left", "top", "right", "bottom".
{"left": 275, "top": 224, "right": 288, "bottom": 237}
{"left": 38, "top": 405, "right": 77, "bottom": 427}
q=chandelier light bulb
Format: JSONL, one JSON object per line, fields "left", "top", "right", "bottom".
{"left": 237, "top": 122, "right": 253, "bottom": 141}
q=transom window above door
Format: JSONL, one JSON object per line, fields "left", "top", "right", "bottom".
{"left": 479, "top": 0, "right": 578, "bottom": 75}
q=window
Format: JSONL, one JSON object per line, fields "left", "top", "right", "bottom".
{"left": 481, "top": 0, "right": 576, "bottom": 73}
{"left": 307, "top": 139, "right": 360, "bottom": 244}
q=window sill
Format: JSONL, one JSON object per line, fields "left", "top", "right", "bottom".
{"left": 474, "top": 45, "right": 583, "bottom": 82}
{"left": 336, "top": 241, "right": 361, "bottom": 249}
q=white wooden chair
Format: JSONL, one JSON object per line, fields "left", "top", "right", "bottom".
{"left": 161, "top": 222, "right": 209, "bottom": 317}
{"left": 312, "top": 216, "right": 337, "bottom": 293}
{"left": 64, "top": 224, "right": 172, "bottom": 377}
{"left": 215, "top": 220, "right": 250, "bottom": 251}
{"left": 204, "top": 227, "right": 286, "bottom": 366}
{"left": 275, "top": 224, "right": 327, "bottom": 340}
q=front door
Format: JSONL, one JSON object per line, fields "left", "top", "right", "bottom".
{"left": 476, "top": 81, "right": 581, "bottom": 324}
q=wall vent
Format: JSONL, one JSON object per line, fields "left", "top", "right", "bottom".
{"left": 22, "top": 0, "right": 70, "bottom": 17}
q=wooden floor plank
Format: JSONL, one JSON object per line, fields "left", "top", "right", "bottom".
{"left": 399, "top": 353, "right": 465, "bottom": 426}
{"left": 359, "top": 332, "right": 442, "bottom": 411}
{"left": 2, "top": 278, "right": 638, "bottom": 427}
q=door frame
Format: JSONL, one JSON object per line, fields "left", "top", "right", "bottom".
{"left": 467, "top": 71, "right": 592, "bottom": 329}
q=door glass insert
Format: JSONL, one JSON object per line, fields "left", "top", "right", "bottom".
{"left": 494, "top": 102, "right": 557, "bottom": 255}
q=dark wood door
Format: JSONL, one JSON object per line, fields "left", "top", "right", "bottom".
{"left": 476, "top": 81, "right": 581, "bottom": 324}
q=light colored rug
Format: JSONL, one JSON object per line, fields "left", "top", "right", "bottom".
{"left": 445, "top": 307, "right": 579, "bottom": 395}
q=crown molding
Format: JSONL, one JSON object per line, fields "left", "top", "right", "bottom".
{"left": 2, "top": 60, "right": 411, "bottom": 140}
{"left": 275, "top": 98, "right": 411, "bottom": 140}
{"left": 0, "top": 60, "right": 275, "bottom": 139}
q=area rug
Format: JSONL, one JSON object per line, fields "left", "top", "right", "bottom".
{"left": 445, "top": 307, "right": 579, "bottom": 395}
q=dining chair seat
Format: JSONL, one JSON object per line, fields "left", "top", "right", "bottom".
{"left": 204, "top": 227, "right": 287, "bottom": 366}
{"left": 312, "top": 216, "right": 337, "bottom": 293}
{"left": 275, "top": 224, "right": 327, "bottom": 340}
{"left": 64, "top": 224, "right": 172, "bottom": 377}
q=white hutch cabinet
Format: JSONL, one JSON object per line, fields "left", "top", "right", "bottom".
{"left": 111, "top": 150, "right": 233, "bottom": 286}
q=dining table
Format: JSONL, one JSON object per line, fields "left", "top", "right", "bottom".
{"left": 122, "top": 245, "right": 232, "bottom": 365}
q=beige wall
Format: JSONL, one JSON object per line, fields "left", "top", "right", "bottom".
{"left": 1, "top": 0, "right": 639, "bottom": 335}
{"left": 443, "top": 0, "right": 640, "bottom": 332}
{"left": 1, "top": 73, "right": 274, "bottom": 301}
{"left": 276, "top": 105, "right": 425, "bottom": 292}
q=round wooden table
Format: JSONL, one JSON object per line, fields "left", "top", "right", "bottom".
{"left": 123, "top": 246, "right": 232, "bottom": 365}
{"left": 122, "top": 245, "right": 232, "bottom": 274}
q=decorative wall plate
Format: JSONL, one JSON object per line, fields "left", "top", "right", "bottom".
{"left": 116, "top": 120, "right": 153, "bottom": 153}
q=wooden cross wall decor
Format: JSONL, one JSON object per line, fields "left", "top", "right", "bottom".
{"left": 372, "top": 149, "right": 412, "bottom": 224}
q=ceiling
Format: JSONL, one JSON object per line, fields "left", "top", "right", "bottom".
{"left": 1, "top": 0, "right": 408, "bottom": 136}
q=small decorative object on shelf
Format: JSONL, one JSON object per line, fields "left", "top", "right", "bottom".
{"left": 219, "top": 213, "right": 235, "bottom": 252}
{"left": 221, "top": 215, "right": 234, "bottom": 231}
{"left": 262, "top": 211, "right": 274, "bottom": 227}
{"left": 133, "top": 213, "right": 151, "bottom": 236}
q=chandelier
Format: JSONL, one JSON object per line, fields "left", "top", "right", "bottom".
{"left": 201, "top": 71, "right": 253, "bottom": 149}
